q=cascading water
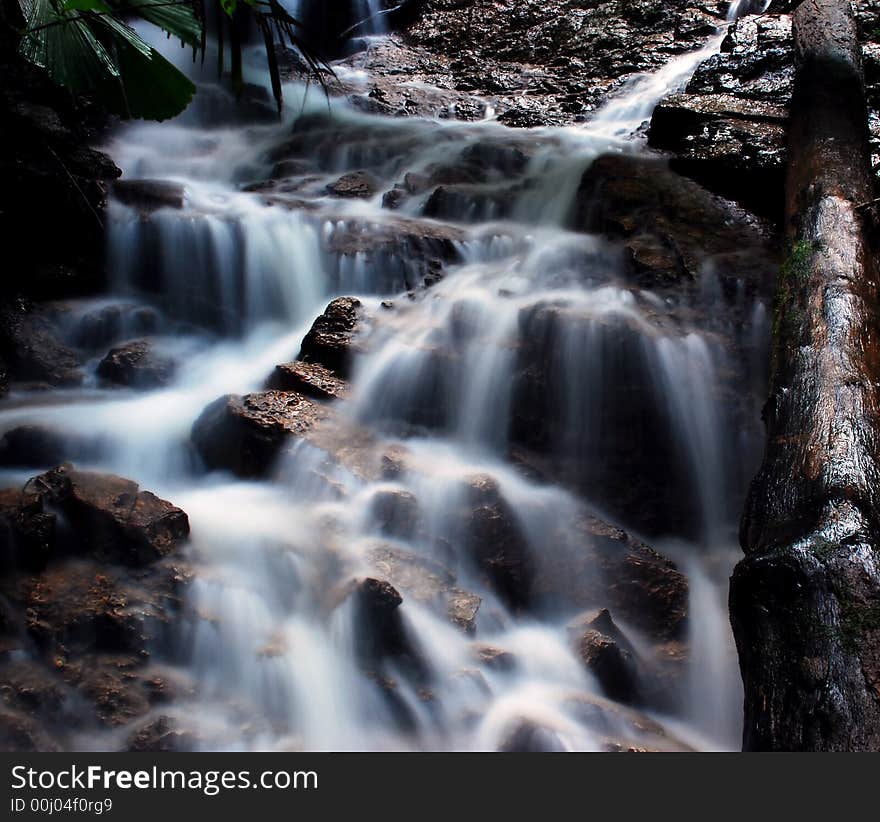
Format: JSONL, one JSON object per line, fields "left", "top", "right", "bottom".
{"left": 0, "top": 3, "right": 773, "bottom": 751}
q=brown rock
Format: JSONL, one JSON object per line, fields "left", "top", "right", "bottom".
{"left": 0, "top": 488, "right": 56, "bottom": 572}
{"left": 369, "top": 489, "right": 421, "bottom": 539}
{"left": 367, "top": 544, "right": 481, "bottom": 634}
{"left": 32, "top": 465, "right": 189, "bottom": 565}
{"left": 97, "top": 340, "right": 175, "bottom": 389}
{"left": 297, "top": 297, "right": 364, "bottom": 378}
{"left": 127, "top": 715, "right": 196, "bottom": 751}
{"left": 0, "top": 709, "right": 59, "bottom": 751}
{"left": 533, "top": 514, "right": 689, "bottom": 642}
{"left": 113, "top": 179, "right": 185, "bottom": 212}
{"left": 0, "top": 425, "right": 84, "bottom": 468}
{"left": 266, "top": 360, "right": 347, "bottom": 400}
{"left": 0, "top": 306, "right": 82, "bottom": 387}
{"left": 570, "top": 609, "right": 641, "bottom": 704}
{"left": 464, "top": 474, "right": 533, "bottom": 610}
{"left": 325, "top": 170, "right": 379, "bottom": 199}
{"left": 191, "top": 390, "right": 327, "bottom": 477}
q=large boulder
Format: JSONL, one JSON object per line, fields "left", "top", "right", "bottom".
{"left": 32, "top": 465, "right": 189, "bottom": 566}
{"left": 191, "top": 390, "right": 327, "bottom": 477}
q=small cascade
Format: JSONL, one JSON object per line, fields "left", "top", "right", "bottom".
{"left": 0, "top": 1, "right": 775, "bottom": 752}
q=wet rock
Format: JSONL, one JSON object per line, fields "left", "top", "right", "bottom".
{"left": 473, "top": 644, "right": 515, "bottom": 671}
{"left": 68, "top": 303, "right": 162, "bottom": 351}
{"left": 97, "top": 340, "right": 175, "bottom": 389}
{"left": 191, "top": 390, "right": 327, "bottom": 478}
{"left": 422, "top": 184, "right": 514, "bottom": 222}
{"left": 320, "top": 217, "right": 463, "bottom": 292}
{"left": 63, "top": 658, "right": 154, "bottom": 728}
{"left": 0, "top": 554, "right": 191, "bottom": 741}
{"left": 650, "top": 10, "right": 880, "bottom": 201}
{"left": 499, "top": 719, "right": 566, "bottom": 752}
{"left": 464, "top": 474, "right": 533, "bottom": 611}
{"left": 324, "top": 215, "right": 464, "bottom": 256}
{"left": 113, "top": 179, "right": 185, "bottom": 212}
{"left": 0, "top": 426, "right": 78, "bottom": 468}
{"left": 351, "top": 578, "right": 427, "bottom": 682}
{"left": 0, "top": 488, "right": 56, "bottom": 572}
{"left": 334, "top": 39, "right": 491, "bottom": 121}
{"left": 582, "top": 518, "right": 688, "bottom": 643}
{"left": 32, "top": 465, "right": 189, "bottom": 566}
{"left": 20, "top": 561, "right": 182, "bottom": 655}
{"left": 650, "top": 91, "right": 788, "bottom": 220}
{"left": 446, "top": 588, "right": 482, "bottom": 635}
{"left": 297, "top": 297, "right": 365, "bottom": 378}
{"left": 266, "top": 361, "right": 347, "bottom": 401}
{"left": 397, "top": 1, "right": 728, "bottom": 127}
{"left": 533, "top": 513, "right": 688, "bottom": 642}
{"left": 325, "top": 170, "right": 379, "bottom": 199}
{"left": 380, "top": 445, "right": 410, "bottom": 480}
{"left": 649, "top": 13, "right": 792, "bottom": 216}
{"left": 127, "top": 715, "right": 196, "bottom": 752}
{"left": 574, "top": 154, "right": 776, "bottom": 291}
{"left": 0, "top": 709, "right": 59, "bottom": 751}
{"left": 0, "top": 305, "right": 82, "bottom": 387}
{"left": 0, "top": 659, "right": 67, "bottom": 720}
{"left": 461, "top": 142, "right": 529, "bottom": 176}
{"left": 570, "top": 609, "right": 641, "bottom": 704}
{"left": 367, "top": 544, "right": 482, "bottom": 634}
{"left": 369, "top": 489, "right": 421, "bottom": 539}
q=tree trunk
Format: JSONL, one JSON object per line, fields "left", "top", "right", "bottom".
{"left": 731, "top": 0, "right": 880, "bottom": 751}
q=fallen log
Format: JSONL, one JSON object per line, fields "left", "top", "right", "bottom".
{"left": 731, "top": 0, "right": 880, "bottom": 751}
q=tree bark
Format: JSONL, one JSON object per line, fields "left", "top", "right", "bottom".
{"left": 731, "top": 0, "right": 880, "bottom": 751}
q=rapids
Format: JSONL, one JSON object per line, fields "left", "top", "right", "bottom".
{"left": 0, "top": 5, "right": 772, "bottom": 751}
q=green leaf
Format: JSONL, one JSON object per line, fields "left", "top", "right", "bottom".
{"left": 19, "top": 0, "right": 121, "bottom": 89}
{"left": 92, "top": 12, "right": 154, "bottom": 58}
{"left": 120, "top": 0, "right": 202, "bottom": 49}
{"left": 59, "top": 0, "right": 111, "bottom": 12}
{"left": 18, "top": 0, "right": 196, "bottom": 121}
{"left": 220, "top": 0, "right": 236, "bottom": 17}
{"left": 110, "top": 37, "right": 197, "bottom": 120}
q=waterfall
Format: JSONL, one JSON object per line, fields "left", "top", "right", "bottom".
{"left": 0, "top": 1, "right": 772, "bottom": 752}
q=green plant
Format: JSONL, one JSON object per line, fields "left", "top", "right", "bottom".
{"left": 15, "top": 0, "right": 328, "bottom": 121}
